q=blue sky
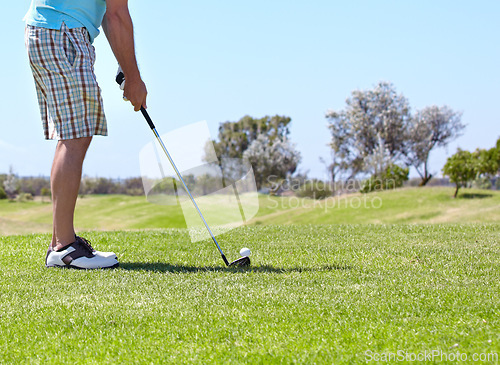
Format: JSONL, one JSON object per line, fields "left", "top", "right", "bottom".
{"left": 1, "top": 0, "right": 499, "bottom": 180}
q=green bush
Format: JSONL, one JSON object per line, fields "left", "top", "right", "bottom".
{"left": 361, "top": 164, "right": 409, "bottom": 193}
{"left": 295, "top": 180, "right": 333, "bottom": 200}
{"left": 0, "top": 187, "right": 7, "bottom": 199}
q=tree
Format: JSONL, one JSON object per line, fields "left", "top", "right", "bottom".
{"left": 404, "top": 105, "right": 465, "bottom": 186}
{"left": 442, "top": 149, "right": 478, "bottom": 198}
{"left": 475, "top": 147, "right": 499, "bottom": 178}
{"left": 3, "top": 166, "right": 18, "bottom": 200}
{"left": 209, "top": 114, "right": 299, "bottom": 190}
{"left": 213, "top": 115, "right": 292, "bottom": 159}
{"left": 242, "top": 135, "right": 301, "bottom": 190}
{"left": 472, "top": 146, "right": 499, "bottom": 189}
{"left": 326, "top": 82, "right": 412, "bottom": 178}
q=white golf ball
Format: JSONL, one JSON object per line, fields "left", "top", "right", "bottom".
{"left": 239, "top": 247, "right": 251, "bottom": 257}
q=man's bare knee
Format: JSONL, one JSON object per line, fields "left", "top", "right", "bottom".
{"left": 56, "top": 136, "right": 93, "bottom": 155}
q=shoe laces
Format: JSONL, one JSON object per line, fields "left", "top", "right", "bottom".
{"left": 76, "top": 236, "right": 96, "bottom": 253}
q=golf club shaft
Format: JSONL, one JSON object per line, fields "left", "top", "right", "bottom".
{"left": 140, "top": 107, "right": 230, "bottom": 266}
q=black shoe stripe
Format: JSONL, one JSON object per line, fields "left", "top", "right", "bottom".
{"left": 46, "top": 262, "right": 119, "bottom": 270}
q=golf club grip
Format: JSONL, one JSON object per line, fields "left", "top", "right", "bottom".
{"left": 115, "top": 72, "right": 154, "bottom": 129}
{"left": 140, "top": 107, "right": 156, "bottom": 130}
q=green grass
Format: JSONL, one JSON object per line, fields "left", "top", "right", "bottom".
{"left": 1, "top": 187, "right": 499, "bottom": 236}
{"left": 1, "top": 225, "right": 499, "bottom": 363}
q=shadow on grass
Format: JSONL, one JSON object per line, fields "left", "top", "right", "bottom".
{"left": 120, "top": 262, "right": 352, "bottom": 273}
{"left": 459, "top": 193, "right": 493, "bottom": 199}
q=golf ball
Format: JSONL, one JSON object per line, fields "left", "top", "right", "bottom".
{"left": 239, "top": 247, "right": 251, "bottom": 257}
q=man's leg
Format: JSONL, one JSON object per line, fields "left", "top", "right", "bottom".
{"left": 50, "top": 136, "right": 92, "bottom": 250}
{"left": 27, "top": 26, "right": 118, "bottom": 268}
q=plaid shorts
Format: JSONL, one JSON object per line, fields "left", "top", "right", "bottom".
{"left": 25, "top": 23, "right": 107, "bottom": 140}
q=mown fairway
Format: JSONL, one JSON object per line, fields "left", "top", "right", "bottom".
{"left": 0, "top": 224, "right": 499, "bottom": 364}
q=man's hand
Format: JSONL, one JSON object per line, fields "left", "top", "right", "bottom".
{"left": 123, "top": 75, "right": 147, "bottom": 111}
{"left": 102, "top": 0, "right": 147, "bottom": 111}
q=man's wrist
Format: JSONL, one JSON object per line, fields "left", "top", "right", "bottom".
{"left": 124, "top": 70, "right": 142, "bottom": 83}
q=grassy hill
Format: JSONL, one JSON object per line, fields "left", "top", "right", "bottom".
{"left": 0, "top": 187, "right": 499, "bottom": 235}
{"left": 252, "top": 187, "right": 500, "bottom": 225}
{"left": 0, "top": 195, "right": 187, "bottom": 236}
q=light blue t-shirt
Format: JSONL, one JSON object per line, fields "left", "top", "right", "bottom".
{"left": 24, "top": 0, "right": 106, "bottom": 43}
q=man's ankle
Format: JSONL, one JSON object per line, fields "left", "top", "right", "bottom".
{"left": 52, "top": 237, "right": 76, "bottom": 251}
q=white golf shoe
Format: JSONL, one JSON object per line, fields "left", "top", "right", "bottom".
{"left": 46, "top": 237, "right": 119, "bottom": 269}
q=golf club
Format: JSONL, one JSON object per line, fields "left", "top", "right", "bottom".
{"left": 116, "top": 71, "right": 250, "bottom": 267}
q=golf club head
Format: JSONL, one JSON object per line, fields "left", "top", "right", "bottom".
{"left": 229, "top": 256, "right": 251, "bottom": 267}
